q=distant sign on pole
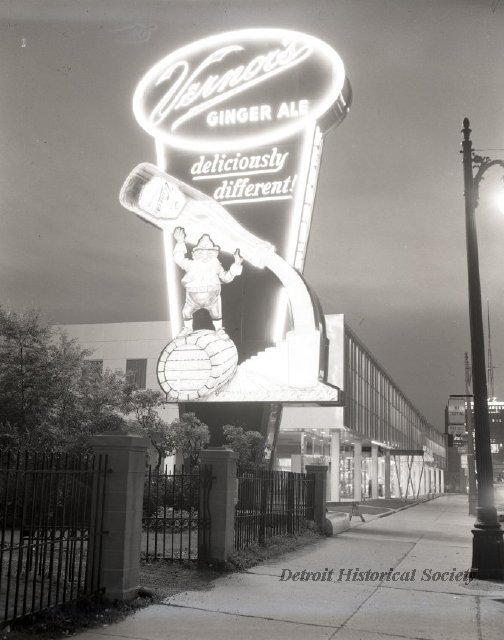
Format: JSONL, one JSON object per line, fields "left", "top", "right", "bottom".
{"left": 454, "top": 434, "right": 468, "bottom": 447}
{"left": 448, "top": 424, "right": 466, "bottom": 436}
{"left": 448, "top": 396, "right": 468, "bottom": 425}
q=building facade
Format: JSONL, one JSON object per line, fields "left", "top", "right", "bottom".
{"left": 445, "top": 398, "right": 504, "bottom": 489}
{"left": 489, "top": 401, "right": 504, "bottom": 482}
{"left": 277, "top": 316, "right": 446, "bottom": 502}
{"left": 59, "top": 315, "right": 446, "bottom": 501}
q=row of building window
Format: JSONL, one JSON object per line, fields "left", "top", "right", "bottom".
{"left": 344, "top": 327, "right": 446, "bottom": 467}
{"left": 85, "top": 359, "right": 147, "bottom": 389}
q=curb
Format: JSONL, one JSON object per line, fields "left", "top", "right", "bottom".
{"left": 376, "top": 494, "right": 441, "bottom": 518}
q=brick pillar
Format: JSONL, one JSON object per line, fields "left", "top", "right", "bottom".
{"left": 306, "top": 464, "right": 328, "bottom": 531}
{"left": 199, "top": 447, "right": 238, "bottom": 565}
{"left": 90, "top": 433, "right": 149, "bottom": 602}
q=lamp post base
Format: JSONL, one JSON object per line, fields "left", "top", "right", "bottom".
{"left": 471, "top": 508, "right": 504, "bottom": 580}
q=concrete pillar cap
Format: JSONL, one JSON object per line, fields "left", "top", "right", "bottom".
{"left": 200, "top": 447, "right": 239, "bottom": 461}
{"left": 90, "top": 433, "right": 150, "bottom": 449}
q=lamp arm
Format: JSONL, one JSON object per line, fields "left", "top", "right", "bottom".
{"left": 472, "top": 157, "right": 504, "bottom": 207}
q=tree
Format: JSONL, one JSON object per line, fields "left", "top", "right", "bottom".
{"left": 0, "top": 307, "right": 127, "bottom": 452}
{"left": 0, "top": 307, "right": 213, "bottom": 464}
{"left": 0, "top": 307, "right": 55, "bottom": 446}
{"left": 222, "top": 424, "right": 265, "bottom": 472}
{"left": 121, "top": 387, "right": 173, "bottom": 468}
{"left": 163, "top": 412, "right": 210, "bottom": 468}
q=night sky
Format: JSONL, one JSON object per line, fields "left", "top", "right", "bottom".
{"left": 1, "top": 0, "right": 504, "bottom": 429}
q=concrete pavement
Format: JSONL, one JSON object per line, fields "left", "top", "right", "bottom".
{"left": 76, "top": 495, "right": 504, "bottom": 640}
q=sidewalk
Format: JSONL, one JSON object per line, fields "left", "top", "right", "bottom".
{"left": 76, "top": 495, "right": 504, "bottom": 640}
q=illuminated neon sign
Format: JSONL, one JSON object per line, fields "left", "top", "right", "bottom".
{"left": 133, "top": 29, "right": 347, "bottom": 152}
{"left": 124, "top": 28, "right": 351, "bottom": 402}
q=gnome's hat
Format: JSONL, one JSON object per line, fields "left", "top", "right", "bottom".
{"left": 193, "top": 234, "right": 220, "bottom": 252}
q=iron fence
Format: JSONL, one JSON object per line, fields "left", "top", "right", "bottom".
{"left": 0, "top": 451, "right": 108, "bottom": 626}
{"left": 234, "top": 469, "right": 315, "bottom": 549}
{"left": 142, "top": 464, "right": 212, "bottom": 562}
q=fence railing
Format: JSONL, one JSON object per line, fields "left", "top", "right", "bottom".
{"left": 142, "top": 464, "right": 212, "bottom": 562}
{"left": 0, "top": 451, "right": 108, "bottom": 626}
{"left": 234, "top": 469, "right": 315, "bottom": 549}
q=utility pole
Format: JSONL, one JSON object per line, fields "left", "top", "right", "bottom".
{"left": 465, "top": 353, "right": 477, "bottom": 516}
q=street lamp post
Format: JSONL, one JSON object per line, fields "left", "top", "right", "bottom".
{"left": 461, "top": 117, "right": 504, "bottom": 580}
{"left": 465, "top": 354, "right": 477, "bottom": 517}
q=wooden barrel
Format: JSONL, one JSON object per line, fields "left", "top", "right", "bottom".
{"left": 157, "top": 329, "right": 238, "bottom": 401}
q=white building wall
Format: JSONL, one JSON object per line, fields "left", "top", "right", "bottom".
{"left": 278, "top": 314, "right": 346, "bottom": 498}
{"left": 279, "top": 313, "right": 345, "bottom": 433}
{"left": 281, "top": 405, "right": 344, "bottom": 430}
{"left": 56, "top": 321, "right": 178, "bottom": 423}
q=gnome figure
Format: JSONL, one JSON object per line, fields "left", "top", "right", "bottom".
{"left": 173, "top": 227, "right": 243, "bottom": 335}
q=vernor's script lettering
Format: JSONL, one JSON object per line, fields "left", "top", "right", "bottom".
{"left": 149, "top": 40, "right": 311, "bottom": 130}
